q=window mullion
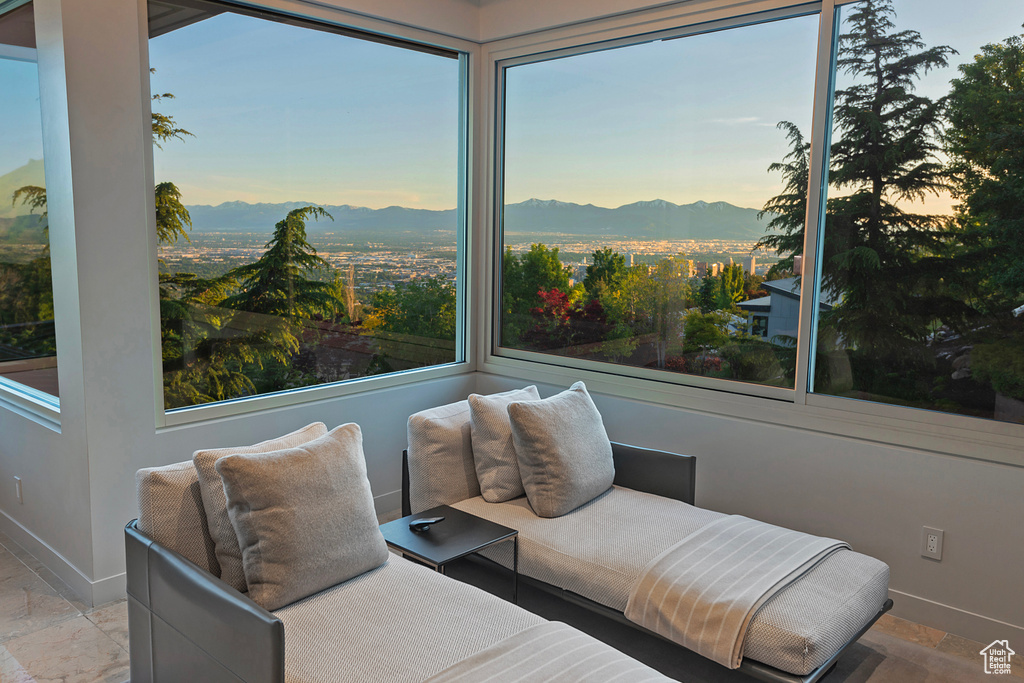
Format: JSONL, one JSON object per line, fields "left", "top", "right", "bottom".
{"left": 793, "top": 0, "right": 839, "bottom": 406}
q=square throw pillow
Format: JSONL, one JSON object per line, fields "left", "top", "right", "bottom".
{"left": 215, "top": 423, "right": 389, "bottom": 611}
{"left": 407, "top": 400, "right": 480, "bottom": 513}
{"left": 508, "top": 381, "right": 614, "bottom": 518}
{"left": 468, "top": 385, "right": 540, "bottom": 502}
{"left": 193, "top": 422, "right": 328, "bottom": 592}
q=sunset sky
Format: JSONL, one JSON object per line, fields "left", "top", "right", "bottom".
{"left": 4, "top": 0, "right": 1022, "bottom": 214}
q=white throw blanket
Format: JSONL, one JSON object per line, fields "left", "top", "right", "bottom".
{"left": 423, "top": 622, "right": 672, "bottom": 682}
{"left": 624, "top": 515, "right": 848, "bottom": 669}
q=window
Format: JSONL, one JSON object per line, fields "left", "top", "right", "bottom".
{"left": 497, "top": 13, "right": 819, "bottom": 393}
{"left": 809, "top": 0, "right": 1024, "bottom": 426}
{"left": 148, "top": 0, "right": 464, "bottom": 411}
{"left": 0, "top": 1, "right": 58, "bottom": 402}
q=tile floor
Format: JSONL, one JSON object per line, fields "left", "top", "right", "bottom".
{"left": 0, "top": 528, "right": 1018, "bottom": 682}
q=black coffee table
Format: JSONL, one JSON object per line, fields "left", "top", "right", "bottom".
{"left": 379, "top": 504, "right": 519, "bottom": 604}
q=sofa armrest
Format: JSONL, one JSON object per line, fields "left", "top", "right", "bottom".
{"left": 611, "top": 442, "right": 696, "bottom": 505}
{"left": 125, "top": 520, "right": 284, "bottom": 683}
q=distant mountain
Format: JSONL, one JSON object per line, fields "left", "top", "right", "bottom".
{"left": 503, "top": 198, "right": 772, "bottom": 240}
{"left": 0, "top": 159, "right": 45, "bottom": 219}
{"left": 184, "top": 197, "right": 773, "bottom": 240}
{"left": 185, "top": 201, "right": 457, "bottom": 233}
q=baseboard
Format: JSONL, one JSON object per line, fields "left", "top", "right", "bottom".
{"left": 0, "top": 509, "right": 95, "bottom": 606}
{"left": 889, "top": 589, "right": 1024, "bottom": 645}
{"left": 374, "top": 488, "right": 402, "bottom": 522}
{"left": 91, "top": 570, "right": 127, "bottom": 606}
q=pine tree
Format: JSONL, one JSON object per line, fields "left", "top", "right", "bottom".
{"left": 762, "top": 0, "right": 968, "bottom": 364}
{"left": 222, "top": 206, "right": 339, "bottom": 320}
{"left": 821, "top": 0, "right": 964, "bottom": 358}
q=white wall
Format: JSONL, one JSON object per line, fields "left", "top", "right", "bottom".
{"left": 476, "top": 373, "right": 1024, "bottom": 646}
{"left": 0, "top": 0, "right": 479, "bottom": 606}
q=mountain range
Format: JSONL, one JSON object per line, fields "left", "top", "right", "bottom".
{"left": 185, "top": 197, "right": 773, "bottom": 241}
{"left": 0, "top": 160, "right": 774, "bottom": 241}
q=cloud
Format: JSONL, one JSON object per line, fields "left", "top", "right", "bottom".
{"left": 708, "top": 116, "right": 761, "bottom": 125}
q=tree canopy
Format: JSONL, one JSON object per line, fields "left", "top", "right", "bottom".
{"left": 222, "top": 206, "right": 339, "bottom": 320}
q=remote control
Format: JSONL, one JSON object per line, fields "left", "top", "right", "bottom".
{"left": 409, "top": 516, "right": 445, "bottom": 531}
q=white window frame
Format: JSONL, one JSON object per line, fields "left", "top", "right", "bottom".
{"left": 146, "top": 0, "right": 478, "bottom": 427}
{"left": 480, "top": 0, "right": 1024, "bottom": 468}
{"left": 0, "top": 1, "right": 60, "bottom": 426}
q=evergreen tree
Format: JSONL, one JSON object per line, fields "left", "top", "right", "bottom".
{"left": 822, "top": 0, "right": 962, "bottom": 357}
{"left": 762, "top": 0, "right": 966, "bottom": 362}
{"left": 756, "top": 122, "right": 809, "bottom": 274}
{"left": 944, "top": 28, "right": 1024, "bottom": 313}
{"left": 223, "top": 206, "right": 339, "bottom": 319}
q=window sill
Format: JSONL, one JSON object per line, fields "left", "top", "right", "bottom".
{"left": 0, "top": 380, "right": 60, "bottom": 432}
{"left": 481, "top": 353, "right": 1024, "bottom": 469}
{"left": 159, "top": 361, "right": 470, "bottom": 428}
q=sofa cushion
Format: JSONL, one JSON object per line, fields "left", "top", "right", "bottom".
{"left": 216, "top": 423, "right": 389, "bottom": 611}
{"left": 193, "top": 422, "right": 327, "bottom": 592}
{"left": 455, "top": 490, "right": 890, "bottom": 676}
{"left": 508, "top": 381, "right": 614, "bottom": 517}
{"left": 136, "top": 461, "right": 218, "bottom": 575}
{"left": 275, "top": 556, "right": 544, "bottom": 682}
{"left": 407, "top": 400, "right": 479, "bottom": 513}
{"left": 468, "top": 385, "right": 540, "bottom": 502}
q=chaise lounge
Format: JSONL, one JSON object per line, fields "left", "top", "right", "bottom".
{"left": 403, "top": 382, "right": 893, "bottom": 683}
{"left": 125, "top": 421, "right": 678, "bottom": 682}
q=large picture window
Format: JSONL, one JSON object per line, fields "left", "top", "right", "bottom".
{"left": 498, "top": 13, "right": 819, "bottom": 392}
{"left": 808, "top": 0, "right": 1024, "bottom": 425}
{"left": 0, "top": 1, "right": 58, "bottom": 402}
{"left": 148, "top": 1, "right": 464, "bottom": 410}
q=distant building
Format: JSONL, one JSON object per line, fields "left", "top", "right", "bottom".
{"left": 695, "top": 261, "right": 708, "bottom": 277}
{"left": 737, "top": 277, "right": 835, "bottom": 341}
{"left": 743, "top": 256, "right": 756, "bottom": 275}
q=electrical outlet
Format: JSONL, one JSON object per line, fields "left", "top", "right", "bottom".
{"left": 14, "top": 476, "right": 22, "bottom": 504}
{"left": 921, "top": 526, "right": 943, "bottom": 560}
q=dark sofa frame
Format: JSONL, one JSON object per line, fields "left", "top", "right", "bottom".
{"left": 401, "top": 442, "right": 892, "bottom": 683}
{"left": 125, "top": 520, "right": 284, "bottom": 683}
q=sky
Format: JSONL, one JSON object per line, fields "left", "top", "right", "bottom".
{"left": 504, "top": 0, "right": 1024, "bottom": 212}
{"left": 0, "top": 56, "right": 44, "bottom": 179}
{"left": 3, "top": 0, "right": 1023, "bottom": 212}
{"left": 148, "top": 13, "right": 460, "bottom": 210}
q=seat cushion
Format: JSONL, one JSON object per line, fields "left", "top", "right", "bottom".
{"left": 275, "top": 556, "right": 544, "bottom": 683}
{"left": 454, "top": 487, "right": 889, "bottom": 676}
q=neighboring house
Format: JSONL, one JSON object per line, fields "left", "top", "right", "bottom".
{"left": 737, "top": 277, "right": 835, "bottom": 343}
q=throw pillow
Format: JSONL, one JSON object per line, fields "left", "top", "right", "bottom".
{"left": 215, "top": 423, "right": 389, "bottom": 611}
{"left": 193, "top": 422, "right": 328, "bottom": 592}
{"left": 468, "top": 385, "right": 540, "bottom": 502}
{"left": 508, "top": 381, "right": 614, "bottom": 517}
{"left": 407, "top": 400, "right": 480, "bottom": 513}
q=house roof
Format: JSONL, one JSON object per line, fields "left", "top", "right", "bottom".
{"left": 737, "top": 296, "right": 771, "bottom": 312}
{"left": 751, "top": 276, "right": 837, "bottom": 309}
